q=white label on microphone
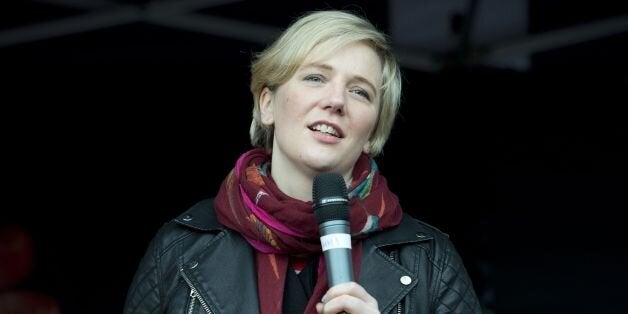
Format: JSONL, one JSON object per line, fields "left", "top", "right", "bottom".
{"left": 320, "top": 233, "right": 352, "bottom": 251}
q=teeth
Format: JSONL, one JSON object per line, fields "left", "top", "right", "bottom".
{"left": 312, "top": 124, "right": 339, "bottom": 137}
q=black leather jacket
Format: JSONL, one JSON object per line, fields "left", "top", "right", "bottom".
{"left": 124, "top": 199, "right": 482, "bottom": 314}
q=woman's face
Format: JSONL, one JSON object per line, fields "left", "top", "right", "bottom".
{"left": 259, "top": 41, "right": 382, "bottom": 178}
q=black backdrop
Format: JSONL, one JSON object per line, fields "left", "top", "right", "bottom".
{"left": 2, "top": 1, "right": 628, "bottom": 313}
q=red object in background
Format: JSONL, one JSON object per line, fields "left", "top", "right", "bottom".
{"left": 0, "top": 226, "right": 61, "bottom": 314}
{"left": 0, "top": 291, "right": 60, "bottom": 314}
{"left": 0, "top": 226, "right": 33, "bottom": 289}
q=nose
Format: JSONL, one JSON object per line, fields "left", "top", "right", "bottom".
{"left": 323, "top": 83, "right": 346, "bottom": 115}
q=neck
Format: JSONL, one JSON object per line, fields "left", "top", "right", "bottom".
{"left": 270, "top": 153, "right": 315, "bottom": 202}
{"left": 270, "top": 154, "right": 354, "bottom": 202}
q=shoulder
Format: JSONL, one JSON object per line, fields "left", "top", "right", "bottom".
{"left": 401, "top": 213, "right": 450, "bottom": 240}
{"left": 400, "top": 215, "right": 469, "bottom": 272}
{"left": 372, "top": 214, "right": 462, "bottom": 266}
{"left": 372, "top": 213, "right": 451, "bottom": 247}
{"left": 147, "top": 198, "right": 225, "bottom": 256}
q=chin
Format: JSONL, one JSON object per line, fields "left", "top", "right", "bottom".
{"left": 300, "top": 148, "right": 353, "bottom": 175}
{"left": 308, "top": 161, "right": 338, "bottom": 173}
{"left": 303, "top": 155, "right": 340, "bottom": 173}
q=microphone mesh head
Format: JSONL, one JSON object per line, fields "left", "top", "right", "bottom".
{"left": 313, "top": 173, "right": 349, "bottom": 224}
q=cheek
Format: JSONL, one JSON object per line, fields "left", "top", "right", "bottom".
{"left": 356, "top": 109, "right": 379, "bottom": 135}
{"left": 276, "top": 93, "right": 303, "bottom": 120}
{"left": 281, "top": 94, "right": 294, "bottom": 110}
{"left": 271, "top": 92, "right": 288, "bottom": 122}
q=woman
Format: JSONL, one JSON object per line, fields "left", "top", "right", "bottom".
{"left": 124, "top": 10, "right": 482, "bottom": 314}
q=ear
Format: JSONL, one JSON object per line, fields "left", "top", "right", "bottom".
{"left": 259, "top": 87, "right": 274, "bottom": 126}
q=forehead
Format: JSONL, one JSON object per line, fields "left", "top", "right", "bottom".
{"left": 301, "top": 41, "right": 383, "bottom": 81}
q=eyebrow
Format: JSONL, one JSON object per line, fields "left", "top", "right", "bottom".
{"left": 301, "top": 63, "right": 378, "bottom": 97}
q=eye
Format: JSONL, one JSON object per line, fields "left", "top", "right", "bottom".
{"left": 351, "top": 88, "right": 371, "bottom": 101}
{"left": 304, "top": 74, "right": 325, "bottom": 83}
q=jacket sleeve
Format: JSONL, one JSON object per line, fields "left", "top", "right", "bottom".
{"left": 433, "top": 239, "right": 483, "bottom": 313}
{"left": 123, "top": 231, "right": 164, "bottom": 314}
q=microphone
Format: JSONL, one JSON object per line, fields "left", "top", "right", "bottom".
{"left": 313, "top": 172, "right": 353, "bottom": 287}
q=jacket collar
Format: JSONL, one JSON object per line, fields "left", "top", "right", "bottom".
{"left": 174, "top": 199, "right": 223, "bottom": 231}
{"left": 369, "top": 213, "right": 436, "bottom": 247}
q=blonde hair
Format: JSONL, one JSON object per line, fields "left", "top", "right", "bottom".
{"left": 249, "top": 10, "right": 401, "bottom": 156}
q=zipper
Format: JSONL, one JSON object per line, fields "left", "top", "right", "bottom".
{"left": 389, "top": 250, "right": 403, "bottom": 314}
{"left": 180, "top": 267, "right": 213, "bottom": 314}
{"left": 188, "top": 290, "right": 196, "bottom": 314}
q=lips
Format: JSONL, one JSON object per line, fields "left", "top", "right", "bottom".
{"left": 308, "top": 121, "right": 344, "bottom": 138}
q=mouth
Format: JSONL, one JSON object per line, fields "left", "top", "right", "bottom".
{"left": 308, "top": 122, "right": 344, "bottom": 138}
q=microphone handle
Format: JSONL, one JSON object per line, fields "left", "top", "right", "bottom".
{"left": 319, "top": 220, "right": 353, "bottom": 286}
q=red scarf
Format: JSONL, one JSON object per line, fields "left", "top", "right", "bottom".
{"left": 215, "top": 148, "right": 403, "bottom": 314}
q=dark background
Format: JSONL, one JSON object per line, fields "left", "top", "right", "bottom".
{"left": 2, "top": 1, "right": 627, "bottom": 313}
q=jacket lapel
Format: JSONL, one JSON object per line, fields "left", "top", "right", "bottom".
{"left": 359, "top": 237, "right": 417, "bottom": 313}
{"left": 181, "top": 230, "right": 260, "bottom": 314}
{"left": 359, "top": 214, "right": 432, "bottom": 313}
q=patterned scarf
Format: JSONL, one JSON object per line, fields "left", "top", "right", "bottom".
{"left": 214, "top": 148, "right": 403, "bottom": 314}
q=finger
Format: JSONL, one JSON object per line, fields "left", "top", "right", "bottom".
{"left": 316, "top": 302, "right": 324, "bottom": 314}
{"left": 322, "top": 282, "right": 378, "bottom": 307}
{"left": 321, "top": 294, "right": 378, "bottom": 314}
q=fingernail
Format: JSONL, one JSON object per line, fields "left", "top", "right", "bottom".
{"left": 321, "top": 294, "right": 328, "bottom": 303}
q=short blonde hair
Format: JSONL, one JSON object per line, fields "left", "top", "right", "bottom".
{"left": 249, "top": 10, "right": 401, "bottom": 156}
